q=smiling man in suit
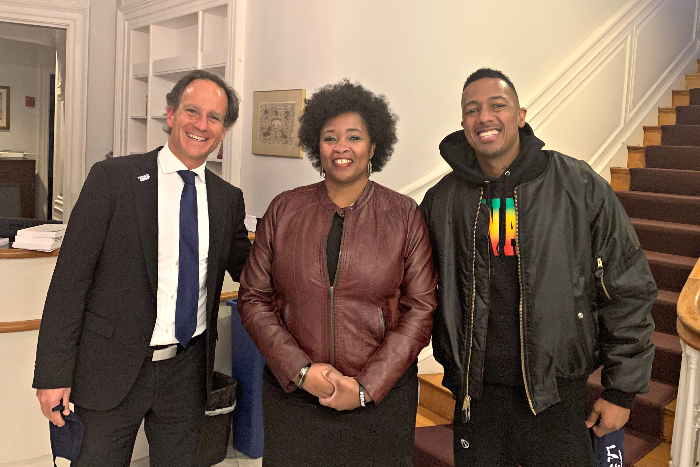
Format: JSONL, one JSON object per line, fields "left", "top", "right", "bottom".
{"left": 33, "top": 69, "right": 251, "bottom": 466}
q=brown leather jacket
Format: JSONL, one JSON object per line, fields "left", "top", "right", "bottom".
{"left": 238, "top": 181, "right": 436, "bottom": 402}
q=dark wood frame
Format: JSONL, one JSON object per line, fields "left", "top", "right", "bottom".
{"left": 0, "top": 86, "right": 9, "bottom": 130}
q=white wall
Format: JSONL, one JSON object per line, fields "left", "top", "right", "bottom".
{"left": 238, "top": 0, "right": 700, "bottom": 215}
{"left": 238, "top": 0, "right": 628, "bottom": 216}
{"left": 0, "top": 37, "right": 55, "bottom": 218}
{"left": 0, "top": 38, "right": 54, "bottom": 156}
{"left": 84, "top": 0, "right": 121, "bottom": 169}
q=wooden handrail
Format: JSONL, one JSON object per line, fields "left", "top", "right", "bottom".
{"left": 0, "top": 248, "right": 60, "bottom": 259}
{"left": 0, "top": 291, "right": 240, "bottom": 334}
{"left": 220, "top": 291, "right": 238, "bottom": 302}
{"left": 0, "top": 319, "right": 41, "bottom": 333}
{"left": 677, "top": 257, "right": 700, "bottom": 351}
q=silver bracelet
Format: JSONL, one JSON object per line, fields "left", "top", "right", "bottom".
{"left": 359, "top": 384, "right": 366, "bottom": 407}
{"left": 295, "top": 364, "right": 310, "bottom": 389}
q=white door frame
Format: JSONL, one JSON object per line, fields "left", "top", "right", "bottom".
{"left": 0, "top": 0, "right": 89, "bottom": 220}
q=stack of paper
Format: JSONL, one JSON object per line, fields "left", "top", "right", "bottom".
{"left": 0, "top": 238, "right": 8, "bottom": 247}
{"left": 0, "top": 151, "right": 26, "bottom": 159}
{"left": 13, "top": 224, "right": 67, "bottom": 252}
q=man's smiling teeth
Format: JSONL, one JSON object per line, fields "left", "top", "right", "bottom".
{"left": 186, "top": 133, "right": 206, "bottom": 141}
{"left": 479, "top": 130, "right": 500, "bottom": 138}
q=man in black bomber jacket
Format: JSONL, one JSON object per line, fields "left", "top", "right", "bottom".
{"left": 420, "top": 68, "right": 656, "bottom": 466}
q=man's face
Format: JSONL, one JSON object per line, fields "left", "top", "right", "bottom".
{"left": 461, "top": 77, "right": 526, "bottom": 164}
{"left": 166, "top": 79, "right": 228, "bottom": 168}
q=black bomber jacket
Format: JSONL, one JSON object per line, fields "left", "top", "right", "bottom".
{"left": 421, "top": 125, "right": 657, "bottom": 418}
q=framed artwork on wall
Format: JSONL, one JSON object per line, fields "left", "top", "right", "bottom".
{"left": 0, "top": 87, "right": 9, "bottom": 130}
{"left": 252, "top": 89, "right": 305, "bottom": 158}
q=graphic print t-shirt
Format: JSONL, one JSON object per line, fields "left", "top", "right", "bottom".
{"left": 477, "top": 180, "right": 523, "bottom": 386}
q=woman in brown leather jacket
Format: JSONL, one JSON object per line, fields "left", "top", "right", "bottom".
{"left": 238, "top": 80, "right": 437, "bottom": 466}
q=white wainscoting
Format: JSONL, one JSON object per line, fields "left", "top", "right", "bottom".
{"left": 402, "top": 0, "right": 700, "bottom": 204}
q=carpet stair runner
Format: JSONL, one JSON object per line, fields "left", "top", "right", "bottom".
{"left": 414, "top": 64, "right": 700, "bottom": 466}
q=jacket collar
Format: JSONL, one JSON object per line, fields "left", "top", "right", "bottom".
{"left": 316, "top": 180, "right": 375, "bottom": 215}
{"left": 131, "top": 149, "right": 160, "bottom": 299}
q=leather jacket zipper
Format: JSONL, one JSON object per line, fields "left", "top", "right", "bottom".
{"left": 461, "top": 189, "right": 482, "bottom": 423}
{"left": 328, "top": 213, "right": 349, "bottom": 366}
{"left": 514, "top": 188, "right": 536, "bottom": 415}
{"left": 595, "top": 257, "right": 612, "bottom": 301}
{"left": 379, "top": 308, "right": 386, "bottom": 338}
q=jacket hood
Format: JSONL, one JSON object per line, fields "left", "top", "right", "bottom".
{"left": 438, "top": 122, "right": 548, "bottom": 186}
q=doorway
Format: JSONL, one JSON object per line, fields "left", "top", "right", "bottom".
{"left": 0, "top": 1, "right": 89, "bottom": 222}
{"left": 0, "top": 22, "right": 63, "bottom": 219}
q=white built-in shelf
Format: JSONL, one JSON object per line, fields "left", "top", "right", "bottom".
{"left": 118, "top": 1, "right": 234, "bottom": 160}
{"left": 201, "top": 49, "right": 226, "bottom": 68}
{"left": 152, "top": 54, "right": 198, "bottom": 78}
{"left": 132, "top": 61, "right": 149, "bottom": 80}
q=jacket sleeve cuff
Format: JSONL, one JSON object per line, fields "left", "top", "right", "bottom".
{"left": 601, "top": 388, "right": 636, "bottom": 410}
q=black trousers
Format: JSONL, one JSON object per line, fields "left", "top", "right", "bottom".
{"left": 453, "top": 380, "right": 595, "bottom": 467}
{"left": 74, "top": 336, "right": 207, "bottom": 467}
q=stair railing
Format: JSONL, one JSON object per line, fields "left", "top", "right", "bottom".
{"left": 671, "top": 257, "right": 700, "bottom": 467}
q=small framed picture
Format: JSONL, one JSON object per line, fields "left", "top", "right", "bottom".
{"left": 252, "top": 89, "right": 305, "bottom": 158}
{"left": 0, "top": 86, "right": 9, "bottom": 130}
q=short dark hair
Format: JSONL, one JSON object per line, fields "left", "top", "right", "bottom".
{"left": 164, "top": 70, "right": 239, "bottom": 134}
{"left": 298, "top": 79, "right": 398, "bottom": 173}
{"left": 463, "top": 68, "right": 518, "bottom": 100}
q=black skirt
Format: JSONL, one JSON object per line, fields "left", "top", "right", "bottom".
{"left": 261, "top": 363, "right": 419, "bottom": 467}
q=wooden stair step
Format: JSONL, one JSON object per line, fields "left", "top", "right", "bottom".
{"left": 616, "top": 191, "right": 700, "bottom": 225}
{"left": 635, "top": 440, "right": 671, "bottom": 467}
{"left": 673, "top": 90, "right": 690, "bottom": 107}
{"left": 645, "top": 250, "right": 698, "bottom": 293}
{"left": 416, "top": 405, "right": 451, "bottom": 427}
{"left": 658, "top": 107, "right": 676, "bottom": 126}
{"left": 643, "top": 126, "right": 662, "bottom": 146}
{"left": 627, "top": 145, "right": 645, "bottom": 168}
{"left": 663, "top": 399, "right": 675, "bottom": 442}
{"left": 629, "top": 167, "right": 700, "bottom": 197}
{"left": 418, "top": 374, "right": 455, "bottom": 422}
{"left": 611, "top": 167, "right": 630, "bottom": 191}
{"left": 685, "top": 73, "right": 700, "bottom": 90}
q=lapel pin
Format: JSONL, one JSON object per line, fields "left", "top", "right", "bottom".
{"left": 138, "top": 174, "right": 150, "bottom": 182}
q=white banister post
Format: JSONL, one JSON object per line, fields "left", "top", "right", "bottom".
{"left": 672, "top": 341, "right": 690, "bottom": 466}
{"left": 677, "top": 344, "right": 699, "bottom": 467}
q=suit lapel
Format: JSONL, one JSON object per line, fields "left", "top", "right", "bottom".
{"left": 131, "top": 150, "right": 160, "bottom": 300}
{"left": 205, "top": 169, "right": 225, "bottom": 321}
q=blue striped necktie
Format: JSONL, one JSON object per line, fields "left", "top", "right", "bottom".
{"left": 175, "top": 170, "right": 198, "bottom": 347}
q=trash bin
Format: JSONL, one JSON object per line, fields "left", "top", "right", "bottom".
{"left": 227, "top": 298, "right": 265, "bottom": 459}
{"left": 196, "top": 371, "right": 239, "bottom": 467}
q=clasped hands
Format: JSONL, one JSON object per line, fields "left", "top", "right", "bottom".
{"left": 301, "top": 363, "right": 372, "bottom": 411}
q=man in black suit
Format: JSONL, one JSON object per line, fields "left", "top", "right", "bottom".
{"left": 33, "top": 69, "right": 251, "bottom": 466}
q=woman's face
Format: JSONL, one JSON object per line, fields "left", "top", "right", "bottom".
{"left": 319, "top": 112, "right": 376, "bottom": 189}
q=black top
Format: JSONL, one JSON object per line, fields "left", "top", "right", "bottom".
{"left": 326, "top": 213, "right": 344, "bottom": 285}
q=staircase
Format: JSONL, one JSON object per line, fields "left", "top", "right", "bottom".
{"left": 414, "top": 61, "right": 700, "bottom": 467}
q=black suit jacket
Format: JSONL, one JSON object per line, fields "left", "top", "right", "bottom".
{"left": 33, "top": 149, "right": 251, "bottom": 411}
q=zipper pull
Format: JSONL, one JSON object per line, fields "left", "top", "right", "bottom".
{"left": 594, "top": 257, "right": 604, "bottom": 279}
{"left": 461, "top": 395, "right": 471, "bottom": 423}
{"left": 594, "top": 257, "right": 612, "bottom": 301}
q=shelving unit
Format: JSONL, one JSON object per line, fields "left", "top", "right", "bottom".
{"left": 116, "top": 0, "right": 240, "bottom": 178}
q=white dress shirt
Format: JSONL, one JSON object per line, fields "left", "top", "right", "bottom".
{"left": 150, "top": 143, "right": 209, "bottom": 346}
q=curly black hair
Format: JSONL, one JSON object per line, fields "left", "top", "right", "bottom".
{"left": 298, "top": 80, "right": 398, "bottom": 172}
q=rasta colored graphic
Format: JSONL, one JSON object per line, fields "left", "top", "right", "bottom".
{"left": 481, "top": 198, "right": 517, "bottom": 256}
